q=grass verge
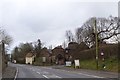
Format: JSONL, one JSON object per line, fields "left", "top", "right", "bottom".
{"left": 67, "top": 56, "right": 118, "bottom": 72}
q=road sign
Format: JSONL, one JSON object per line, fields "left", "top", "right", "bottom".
{"left": 74, "top": 59, "right": 80, "bottom": 68}
{"left": 65, "top": 61, "right": 71, "bottom": 66}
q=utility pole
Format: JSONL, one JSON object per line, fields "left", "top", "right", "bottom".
{"left": 94, "top": 18, "right": 99, "bottom": 70}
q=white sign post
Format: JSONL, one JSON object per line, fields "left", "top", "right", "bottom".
{"left": 65, "top": 61, "right": 72, "bottom": 67}
{"left": 74, "top": 59, "right": 80, "bottom": 68}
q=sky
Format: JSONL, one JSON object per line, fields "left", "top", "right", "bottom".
{"left": 0, "top": 0, "right": 118, "bottom": 53}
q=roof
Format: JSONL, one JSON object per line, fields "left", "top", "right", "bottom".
{"left": 26, "top": 53, "right": 34, "bottom": 57}
{"left": 68, "top": 42, "right": 78, "bottom": 45}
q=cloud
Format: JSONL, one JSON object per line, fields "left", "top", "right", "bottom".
{"left": 0, "top": 0, "right": 118, "bottom": 52}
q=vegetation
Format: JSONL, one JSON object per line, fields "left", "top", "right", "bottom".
{"left": 11, "top": 42, "right": 34, "bottom": 63}
{"left": 11, "top": 39, "right": 45, "bottom": 64}
{"left": 11, "top": 15, "right": 119, "bottom": 72}
{"left": 0, "top": 27, "right": 13, "bottom": 72}
{"left": 67, "top": 56, "right": 118, "bottom": 72}
{"left": 79, "top": 56, "right": 118, "bottom": 72}
{"left": 67, "top": 43, "right": 119, "bottom": 72}
{"left": 0, "top": 27, "right": 13, "bottom": 45}
{"left": 65, "top": 16, "right": 119, "bottom": 48}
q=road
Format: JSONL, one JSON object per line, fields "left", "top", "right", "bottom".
{"left": 10, "top": 63, "right": 118, "bottom": 80}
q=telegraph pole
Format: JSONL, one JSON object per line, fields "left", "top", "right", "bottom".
{"left": 94, "top": 18, "right": 99, "bottom": 70}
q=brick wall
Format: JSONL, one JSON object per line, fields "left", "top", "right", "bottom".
{"left": 0, "top": 43, "right": 2, "bottom": 79}
{"left": 1, "top": 42, "right": 7, "bottom": 74}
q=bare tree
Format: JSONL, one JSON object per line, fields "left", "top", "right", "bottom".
{"left": 65, "top": 30, "right": 75, "bottom": 43}
{"left": 75, "top": 16, "right": 120, "bottom": 47}
{"left": 75, "top": 27, "right": 83, "bottom": 44}
{"left": 62, "top": 40, "right": 67, "bottom": 49}
{"left": 0, "top": 27, "right": 12, "bottom": 45}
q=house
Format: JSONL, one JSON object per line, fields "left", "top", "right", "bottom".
{"left": 52, "top": 46, "right": 65, "bottom": 65}
{"left": 25, "top": 52, "right": 36, "bottom": 64}
{"left": 68, "top": 42, "right": 79, "bottom": 50}
{"left": 40, "top": 47, "right": 51, "bottom": 63}
{"left": 67, "top": 42, "right": 79, "bottom": 60}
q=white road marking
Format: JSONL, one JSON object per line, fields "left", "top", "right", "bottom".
{"left": 14, "top": 68, "right": 18, "bottom": 80}
{"left": 36, "top": 72, "right": 41, "bottom": 74}
{"left": 54, "top": 75, "right": 62, "bottom": 78}
{"left": 43, "top": 74, "right": 62, "bottom": 79}
{"left": 78, "top": 73, "right": 104, "bottom": 78}
{"left": 43, "top": 75, "right": 49, "bottom": 79}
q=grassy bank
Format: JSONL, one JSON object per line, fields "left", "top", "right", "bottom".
{"left": 68, "top": 56, "right": 118, "bottom": 72}
{"left": 80, "top": 59, "right": 118, "bottom": 72}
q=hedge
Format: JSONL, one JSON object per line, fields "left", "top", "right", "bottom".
{"left": 72, "top": 44, "right": 118, "bottom": 61}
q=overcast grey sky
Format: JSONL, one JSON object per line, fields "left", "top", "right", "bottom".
{"left": 0, "top": 0, "right": 118, "bottom": 52}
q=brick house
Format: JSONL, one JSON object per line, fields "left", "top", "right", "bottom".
{"left": 52, "top": 46, "right": 65, "bottom": 65}
{"left": 67, "top": 42, "right": 79, "bottom": 60}
{"left": 40, "top": 47, "right": 51, "bottom": 63}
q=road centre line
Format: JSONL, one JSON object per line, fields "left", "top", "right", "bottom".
{"left": 36, "top": 72, "right": 41, "bottom": 74}
{"left": 43, "top": 75, "right": 49, "bottom": 79}
{"left": 54, "top": 75, "right": 62, "bottom": 78}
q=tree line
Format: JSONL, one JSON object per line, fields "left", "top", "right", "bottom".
{"left": 65, "top": 16, "right": 120, "bottom": 48}
{"left": 11, "top": 39, "right": 44, "bottom": 63}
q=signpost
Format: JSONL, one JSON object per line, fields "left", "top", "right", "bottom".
{"left": 74, "top": 59, "right": 80, "bottom": 68}
{"left": 65, "top": 61, "right": 71, "bottom": 67}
